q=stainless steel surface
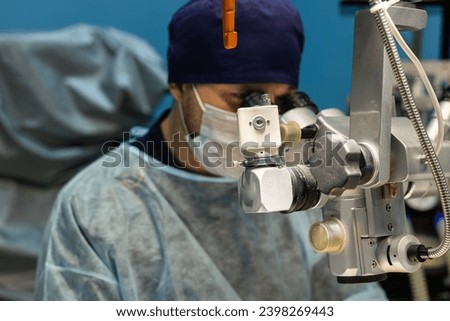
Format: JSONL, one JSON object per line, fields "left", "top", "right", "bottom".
{"left": 239, "top": 166, "right": 294, "bottom": 213}
{"left": 349, "top": 7, "right": 427, "bottom": 188}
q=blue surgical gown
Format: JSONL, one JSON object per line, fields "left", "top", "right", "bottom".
{"left": 35, "top": 144, "right": 387, "bottom": 300}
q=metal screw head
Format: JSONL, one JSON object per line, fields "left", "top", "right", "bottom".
{"left": 387, "top": 223, "right": 394, "bottom": 231}
{"left": 252, "top": 116, "right": 266, "bottom": 130}
{"left": 386, "top": 203, "right": 392, "bottom": 212}
{"left": 371, "top": 260, "right": 377, "bottom": 268}
{"left": 388, "top": 183, "right": 398, "bottom": 198}
{"left": 260, "top": 93, "right": 272, "bottom": 105}
{"left": 369, "top": 239, "right": 375, "bottom": 247}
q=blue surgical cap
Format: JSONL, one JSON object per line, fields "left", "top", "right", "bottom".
{"left": 168, "top": 0, "right": 305, "bottom": 88}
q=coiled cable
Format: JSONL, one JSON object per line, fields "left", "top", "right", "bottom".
{"left": 369, "top": 0, "right": 450, "bottom": 260}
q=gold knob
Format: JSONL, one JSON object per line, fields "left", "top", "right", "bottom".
{"left": 280, "top": 121, "right": 301, "bottom": 146}
{"left": 309, "top": 217, "right": 345, "bottom": 254}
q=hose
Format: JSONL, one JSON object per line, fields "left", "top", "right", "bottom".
{"left": 407, "top": 221, "right": 430, "bottom": 300}
{"left": 409, "top": 269, "right": 430, "bottom": 300}
{"left": 369, "top": 0, "right": 450, "bottom": 260}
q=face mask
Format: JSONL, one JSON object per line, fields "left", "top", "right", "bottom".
{"left": 178, "top": 85, "right": 244, "bottom": 179}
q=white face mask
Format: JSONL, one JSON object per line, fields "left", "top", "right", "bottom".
{"left": 178, "top": 85, "right": 244, "bottom": 179}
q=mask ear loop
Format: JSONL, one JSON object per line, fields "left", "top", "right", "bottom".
{"left": 191, "top": 84, "right": 206, "bottom": 112}
{"left": 174, "top": 84, "right": 203, "bottom": 139}
{"left": 176, "top": 101, "right": 191, "bottom": 136}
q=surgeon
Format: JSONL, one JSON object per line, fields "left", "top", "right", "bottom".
{"left": 35, "top": 0, "right": 387, "bottom": 300}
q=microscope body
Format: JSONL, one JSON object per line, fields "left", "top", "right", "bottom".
{"left": 237, "top": 4, "right": 450, "bottom": 282}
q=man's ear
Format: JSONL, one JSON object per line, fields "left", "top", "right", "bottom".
{"left": 168, "top": 83, "right": 184, "bottom": 102}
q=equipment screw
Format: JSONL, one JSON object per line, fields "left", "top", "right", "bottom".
{"left": 371, "top": 260, "right": 377, "bottom": 268}
{"left": 386, "top": 204, "right": 392, "bottom": 212}
{"left": 260, "top": 93, "right": 272, "bottom": 105}
{"left": 387, "top": 223, "right": 394, "bottom": 231}
{"left": 252, "top": 116, "right": 266, "bottom": 130}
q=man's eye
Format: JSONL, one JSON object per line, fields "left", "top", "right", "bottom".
{"left": 223, "top": 91, "right": 264, "bottom": 110}
{"left": 232, "top": 93, "right": 245, "bottom": 103}
{"left": 223, "top": 93, "right": 245, "bottom": 110}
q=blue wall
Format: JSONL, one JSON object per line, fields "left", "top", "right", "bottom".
{"left": 0, "top": 0, "right": 444, "bottom": 112}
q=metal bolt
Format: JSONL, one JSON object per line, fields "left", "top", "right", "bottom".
{"left": 387, "top": 223, "right": 394, "bottom": 231}
{"left": 371, "top": 260, "right": 377, "bottom": 268}
{"left": 386, "top": 203, "right": 392, "bottom": 212}
{"left": 369, "top": 239, "right": 374, "bottom": 247}
{"left": 260, "top": 93, "right": 272, "bottom": 105}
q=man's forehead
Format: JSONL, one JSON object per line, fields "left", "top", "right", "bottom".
{"left": 235, "top": 84, "right": 295, "bottom": 98}
{"left": 212, "top": 83, "right": 293, "bottom": 92}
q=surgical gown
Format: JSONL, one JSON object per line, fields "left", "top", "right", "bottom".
{"left": 0, "top": 25, "right": 167, "bottom": 299}
{"left": 35, "top": 144, "right": 387, "bottom": 300}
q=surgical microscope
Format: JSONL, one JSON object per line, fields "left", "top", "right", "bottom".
{"left": 229, "top": 0, "right": 450, "bottom": 287}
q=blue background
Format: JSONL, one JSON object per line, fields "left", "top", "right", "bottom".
{"left": 0, "top": 0, "right": 444, "bottom": 112}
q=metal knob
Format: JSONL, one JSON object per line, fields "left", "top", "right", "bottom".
{"left": 309, "top": 217, "right": 346, "bottom": 254}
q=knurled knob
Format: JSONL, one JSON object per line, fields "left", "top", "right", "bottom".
{"left": 309, "top": 217, "right": 345, "bottom": 254}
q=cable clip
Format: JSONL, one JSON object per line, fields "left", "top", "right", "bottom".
{"left": 222, "top": 0, "right": 238, "bottom": 49}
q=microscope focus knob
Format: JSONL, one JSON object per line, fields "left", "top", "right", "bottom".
{"left": 309, "top": 217, "right": 345, "bottom": 254}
